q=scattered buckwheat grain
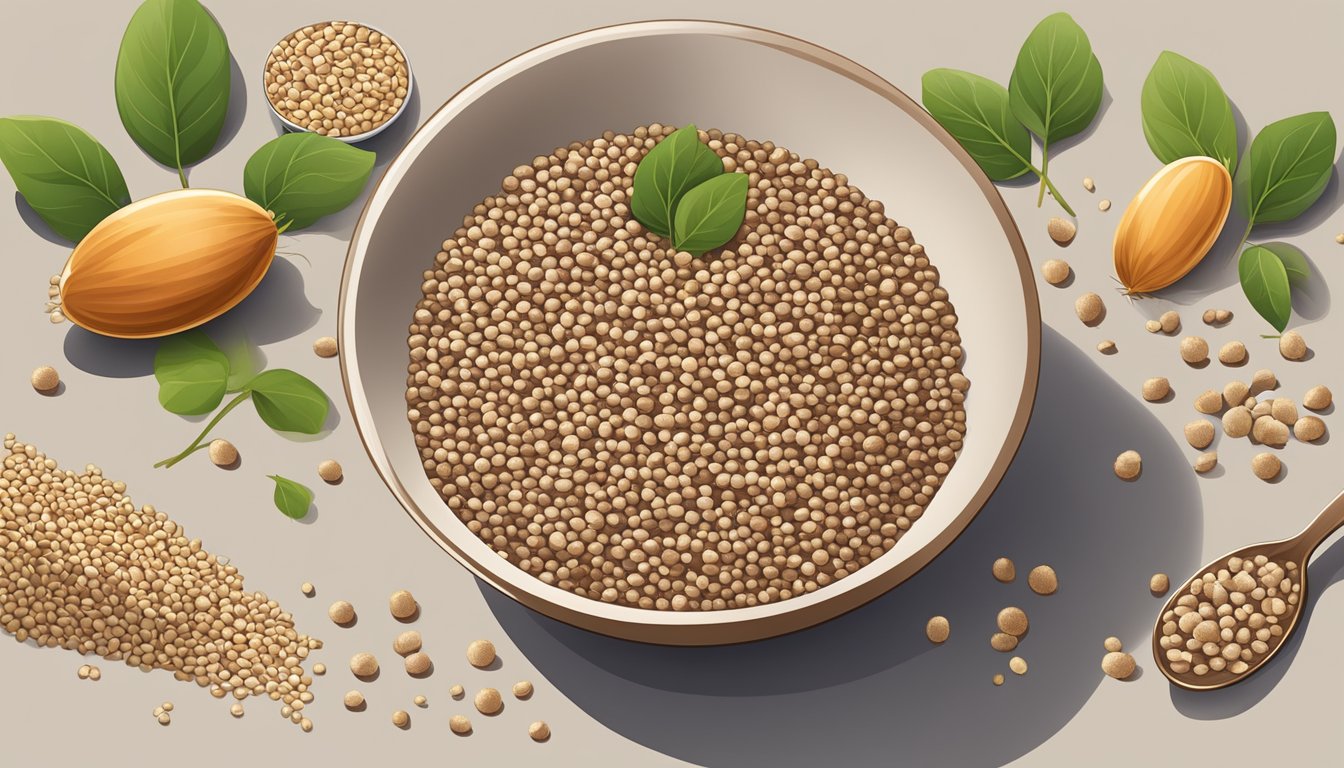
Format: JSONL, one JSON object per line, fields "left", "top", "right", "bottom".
{"left": 1180, "top": 336, "right": 1209, "bottom": 365}
{"left": 207, "top": 439, "right": 238, "bottom": 467}
{"left": 1272, "top": 399, "right": 1299, "bottom": 426}
{"left": 1083, "top": 176, "right": 1095, "bottom": 192}
{"left": 394, "top": 630, "right": 421, "bottom": 656}
{"left": 313, "top": 663, "right": 326, "bottom": 675}
{"left": 1151, "top": 573, "right": 1170, "bottom": 595}
{"left": 1251, "top": 369, "right": 1277, "bottom": 394}
{"left": 389, "top": 590, "right": 417, "bottom": 619}
{"left": 450, "top": 684, "right": 465, "bottom": 698}
{"left": 77, "top": 664, "right": 91, "bottom": 679}
{"left": 1160, "top": 311, "right": 1181, "bottom": 334}
{"left": 1303, "top": 385, "right": 1332, "bottom": 410}
{"left": 450, "top": 714, "right": 472, "bottom": 734}
{"left": 350, "top": 652, "right": 378, "bottom": 677}
{"left": 1195, "top": 390, "right": 1223, "bottom": 414}
{"left": 1218, "top": 341, "right": 1247, "bottom": 366}
{"left": 1224, "top": 381, "right": 1249, "bottom": 408}
{"left": 990, "top": 633, "right": 1019, "bottom": 652}
{"left": 1098, "top": 199, "right": 1111, "bottom": 212}
{"left": 1048, "top": 217, "right": 1076, "bottom": 245}
{"left": 392, "top": 710, "right": 410, "bottom": 728}
{"left": 997, "top": 607, "right": 1029, "bottom": 636}
{"left": 1295, "top": 416, "right": 1326, "bottom": 442}
{"left": 1184, "top": 420, "right": 1215, "bottom": 449}
{"left": 1096, "top": 340, "right": 1116, "bottom": 354}
{"left": 1114, "top": 450, "right": 1142, "bottom": 480}
{"left": 1145, "top": 320, "right": 1162, "bottom": 333}
{"left": 317, "top": 459, "right": 343, "bottom": 483}
{"left": 343, "top": 690, "right": 364, "bottom": 709}
{"left": 467, "top": 639, "right": 496, "bottom": 668}
{"left": 1202, "top": 309, "right": 1216, "bottom": 324}
{"left": 1009, "top": 656, "right": 1028, "bottom": 675}
{"left": 404, "top": 651, "right": 431, "bottom": 675}
{"left": 88, "top": 665, "right": 101, "bottom": 681}
{"left": 1104, "top": 637, "right": 1123, "bottom": 652}
{"left": 1252, "top": 399, "right": 1273, "bottom": 419}
{"left": 329, "top": 600, "right": 355, "bottom": 625}
{"left": 1142, "top": 377, "right": 1170, "bottom": 402}
{"left": 530, "top": 721, "right": 551, "bottom": 741}
{"left": 1041, "top": 259, "right": 1071, "bottom": 285}
{"left": 313, "top": 336, "right": 339, "bottom": 358}
{"left": 1252, "top": 452, "right": 1282, "bottom": 480}
{"left": 475, "top": 688, "right": 503, "bottom": 715}
{"left": 992, "top": 557, "right": 1016, "bottom": 583}
{"left": 265, "top": 22, "right": 409, "bottom": 138}
{"left": 1028, "top": 565, "right": 1059, "bottom": 595}
{"left": 926, "top": 616, "right": 950, "bottom": 644}
{"left": 231, "top": 703, "right": 244, "bottom": 718}
{"left": 992, "top": 673, "right": 1005, "bottom": 686}
{"left": 1102, "top": 652, "right": 1136, "bottom": 679}
{"left": 0, "top": 437, "right": 321, "bottom": 726}
{"left": 1280, "top": 330, "right": 1307, "bottom": 360}
{"left": 30, "top": 366, "right": 59, "bottom": 393}
{"left": 1076, "top": 292, "right": 1104, "bottom": 325}
{"left": 1194, "top": 452, "right": 1218, "bottom": 473}
{"left": 414, "top": 695, "right": 428, "bottom": 707}
{"left": 513, "top": 681, "right": 534, "bottom": 699}
{"left": 1253, "top": 416, "right": 1289, "bottom": 447}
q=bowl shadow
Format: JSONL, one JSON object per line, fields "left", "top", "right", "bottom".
{"left": 480, "top": 326, "right": 1204, "bottom": 768}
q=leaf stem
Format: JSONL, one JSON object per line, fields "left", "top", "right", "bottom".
{"left": 1037, "top": 171, "right": 1075, "bottom": 216}
{"left": 177, "top": 164, "right": 188, "bottom": 189}
{"left": 1036, "top": 143, "right": 1050, "bottom": 207}
{"left": 154, "top": 391, "right": 251, "bottom": 468}
{"left": 276, "top": 218, "right": 293, "bottom": 235}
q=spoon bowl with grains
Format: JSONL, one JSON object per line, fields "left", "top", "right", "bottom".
{"left": 339, "top": 21, "right": 1040, "bottom": 644}
{"left": 1153, "top": 490, "right": 1344, "bottom": 690}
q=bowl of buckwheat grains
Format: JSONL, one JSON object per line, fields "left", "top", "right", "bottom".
{"left": 339, "top": 21, "right": 1040, "bottom": 644}
{"left": 263, "top": 20, "right": 413, "bottom": 142}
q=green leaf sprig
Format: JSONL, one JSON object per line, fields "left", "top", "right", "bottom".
{"left": 243, "top": 133, "right": 377, "bottom": 232}
{"left": 922, "top": 12, "right": 1103, "bottom": 216}
{"left": 1139, "top": 52, "right": 1338, "bottom": 332}
{"left": 153, "top": 330, "right": 331, "bottom": 469}
{"left": 269, "top": 475, "right": 314, "bottom": 520}
{"left": 630, "top": 125, "right": 748, "bottom": 256}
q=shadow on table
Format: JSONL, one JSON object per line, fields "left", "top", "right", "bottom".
{"left": 482, "top": 326, "right": 1204, "bottom": 768}
{"left": 1169, "top": 526, "right": 1344, "bottom": 720}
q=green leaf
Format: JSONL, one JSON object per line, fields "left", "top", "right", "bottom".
{"left": 154, "top": 330, "right": 229, "bottom": 415}
{"left": 1258, "top": 241, "right": 1310, "bottom": 287}
{"left": 922, "top": 69, "right": 1034, "bottom": 181}
{"left": 1141, "top": 51, "right": 1238, "bottom": 173}
{"left": 631, "top": 124, "right": 724, "bottom": 239}
{"left": 223, "top": 338, "right": 262, "bottom": 392}
{"left": 0, "top": 116, "right": 130, "bottom": 241}
{"left": 114, "top": 0, "right": 231, "bottom": 180}
{"left": 1239, "top": 245, "right": 1292, "bottom": 332}
{"left": 269, "top": 475, "right": 313, "bottom": 520}
{"left": 247, "top": 369, "right": 329, "bottom": 434}
{"left": 243, "top": 133, "right": 376, "bottom": 231}
{"left": 1245, "top": 112, "right": 1336, "bottom": 226}
{"left": 1008, "top": 13, "right": 1104, "bottom": 144}
{"left": 672, "top": 173, "right": 749, "bottom": 255}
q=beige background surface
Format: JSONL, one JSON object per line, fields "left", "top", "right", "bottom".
{"left": 1, "top": 1, "right": 1342, "bottom": 766}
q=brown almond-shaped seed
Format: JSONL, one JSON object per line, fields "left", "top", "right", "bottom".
{"left": 1099, "top": 199, "right": 1112, "bottom": 212}
{"left": 1303, "top": 385, "right": 1332, "bottom": 410}
{"left": 1075, "top": 293, "right": 1104, "bottom": 325}
{"left": 1218, "top": 340, "right": 1247, "bottom": 365}
{"left": 1194, "top": 452, "right": 1218, "bottom": 474}
{"left": 1202, "top": 309, "right": 1217, "bottom": 324}
{"left": 1141, "top": 377, "right": 1170, "bottom": 402}
{"left": 1047, "top": 217, "right": 1077, "bottom": 245}
{"left": 1294, "top": 415, "right": 1326, "bottom": 442}
{"left": 1252, "top": 452, "right": 1281, "bottom": 481}
{"left": 1194, "top": 390, "right": 1223, "bottom": 414}
{"left": 1184, "top": 420, "right": 1215, "bottom": 449}
{"left": 1279, "top": 330, "right": 1307, "bottom": 360}
{"left": 1113, "top": 158, "right": 1231, "bottom": 295}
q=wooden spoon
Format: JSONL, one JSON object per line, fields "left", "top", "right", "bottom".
{"left": 1153, "top": 490, "right": 1344, "bottom": 691}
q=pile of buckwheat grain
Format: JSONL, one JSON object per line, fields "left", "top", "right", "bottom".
{"left": 0, "top": 436, "right": 321, "bottom": 727}
{"left": 405, "top": 124, "right": 969, "bottom": 611}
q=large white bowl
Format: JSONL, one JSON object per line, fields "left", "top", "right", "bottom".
{"left": 339, "top": 20, "right": 1040, "bottom": 645}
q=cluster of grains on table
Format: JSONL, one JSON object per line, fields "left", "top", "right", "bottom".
{"left": 1158, "top": 554, "right": 1298, "bottom": 679}
{"left": 0, "top": 436, "right": 321, "bottom": 728}
{"left": 925, "top": 558, "right": 1057, "bottom": 684}
{"left": 264, "top": 21, "right": 409, "bottom": 138}
{"left": 405, "top": 124, "right": 969, "bottom": 611}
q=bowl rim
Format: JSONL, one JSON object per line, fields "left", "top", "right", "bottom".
{"left": 261, "top": 19, "right": 415, "bottom": 144}
{"left": 338, "top": 19, "right": 1041, "bottom": 645}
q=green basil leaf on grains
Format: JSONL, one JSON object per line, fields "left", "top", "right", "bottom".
{"left": 1244, "top": 112, "right": 1337, "bottom": 225}
{"left": 1239, "top": 245, "right": 1293, "bottom": 332}
{"left": 631, "top": 124, "right": 724, "bottom": 239}
{"left": 115, "top": 0, "right": 231, "bottom": 184}
{"left": 247, "top": 369, "right": 330, "bottom": 434}
{"left": 243, "top": 133, "right": 375, "bottom": 231}
{"left": 269, "top": 475, "right": 314, "bottom": 520}
{"left": 1008, "top": 13, "right": 1103, "bottom": 144}
{"left": 153, "top": 330, "right": 230, "bottom": 415}
{"left": 0, "top": 117, "right": 130, "bottom": 241}
{"left": 921, "top": 69, "right": 1034, "bottom": 181}
{"left": 1140, "top": 51, "right": 1238, "bottom": 173}
{"left": 672, "top": 172, "right": 749, "bottom": 256}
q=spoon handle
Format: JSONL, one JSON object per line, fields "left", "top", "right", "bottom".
{"left": 1295, "top": 489, "right": 1344, "bottom": 556}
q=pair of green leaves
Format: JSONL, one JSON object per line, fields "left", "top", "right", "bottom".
{"left": 154, "top": 329, "right": 326, "bottom": 517}
{"left": 630, "top": 125, "right": 749, "bottom": 256}
{"left": 922, "top": 13, "right": 1103, "bottom": 215}
{"left": 1140, "top": 52, "right": 1337, "bottom": 331}
{"left": 0, "top": 0, "right": 375, "bottom": 245}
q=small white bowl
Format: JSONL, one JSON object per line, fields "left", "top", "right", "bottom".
{"left": 262, "top": 20, "right": 414, "bottom": 144}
